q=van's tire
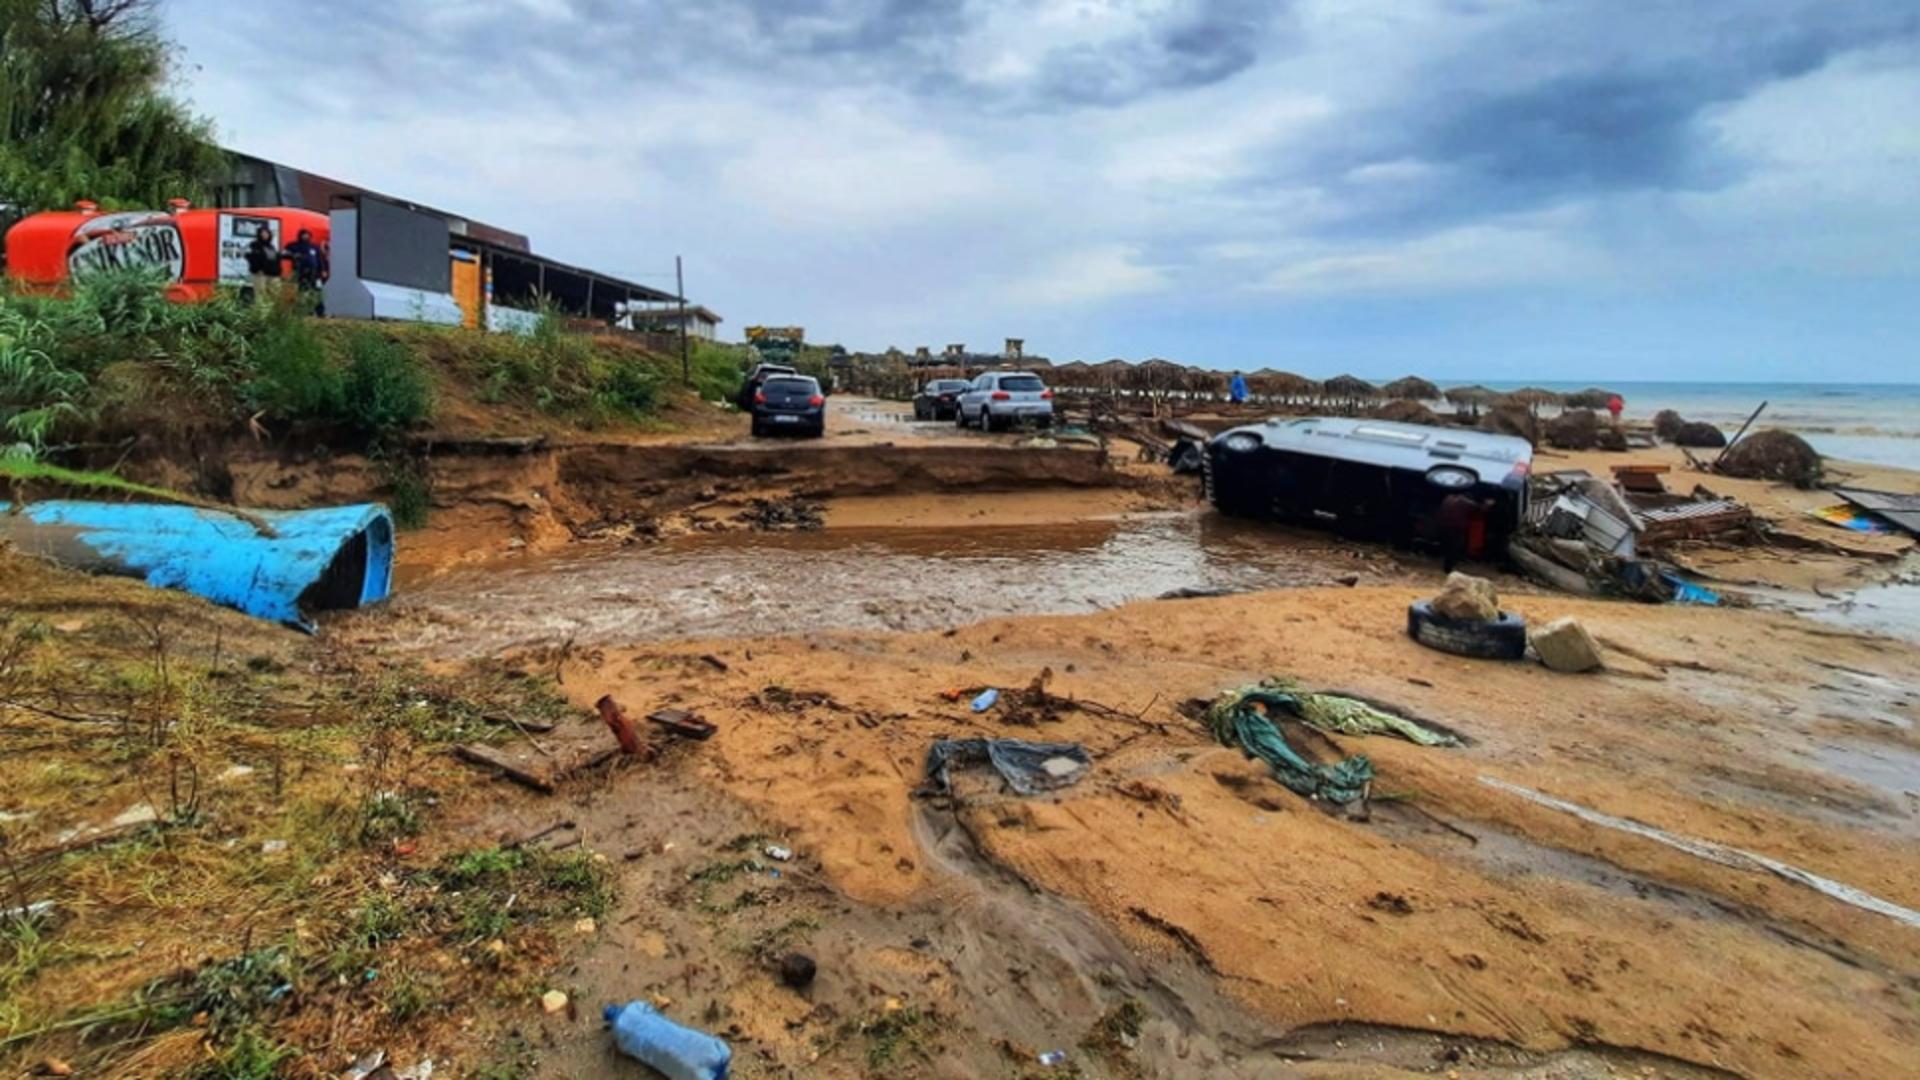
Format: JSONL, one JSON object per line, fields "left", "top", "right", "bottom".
{"left": 1406, "top": 601, "right": 1527, "bottom": 660}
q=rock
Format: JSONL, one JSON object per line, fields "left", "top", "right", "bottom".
{"left": 1531, "top": 617, "right": 1604, "bottom": 673}
{"left": 1432, "top": 573, "right": 1499, "bottom": 622}
{"left": 541, "top": 989, "right": 569, "bottom": 1014}
{"left": 779, "top": 952, "right": 817, "bottom": 989}
{"left": 1652, "top": 409, "right": 1684, "bottom": 440}
{"left": 216, "top": 765, "right": 256, "bottom": 783}
{"left": 39, "top": 1059, "right": 74, "bottom": 1077}
{"left": 573, "top": 917, "right": 597, "bottom": 935}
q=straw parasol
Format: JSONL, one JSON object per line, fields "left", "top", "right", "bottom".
{"left": 1383, "top": 376, "right": 1441, "bottom": 402}
{"left": 1444, "top": 385, "right": 1499, "bottom": 407}
{"left": 1321, "top": 374, "right": 1380, "bottom": 402}
{"left": 1248, "top": 369, "right": 1315, "bottom": 401}
{"left": 1562, "top": 387, "right": 1615, "bottom": 410}
{"left": 1499, "top": 387, "right": 1565, "bottom": 413}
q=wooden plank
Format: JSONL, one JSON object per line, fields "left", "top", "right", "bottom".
{"left": 453, "top": 744, "right": 554, "bottom": 793}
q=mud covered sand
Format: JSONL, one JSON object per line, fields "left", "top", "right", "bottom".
{"left": 533, "top": 586, "right": 1920, "bottom": 1078}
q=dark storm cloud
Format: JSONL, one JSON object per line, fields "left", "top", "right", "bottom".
{"left": 1033, "top": 0, "right": 1279, "bottom": 106}
{"left": 1286, "top": 1, "right": 1920, "bottom": 235}
{"left": 243, "top": 0, "right": 1282, "bottom": 113}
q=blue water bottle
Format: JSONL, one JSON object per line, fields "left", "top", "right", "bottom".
{"left": 603, "top": 1000, "right": 732, "bottom": 1080}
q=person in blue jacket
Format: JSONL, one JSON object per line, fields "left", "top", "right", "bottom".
{"left": 1229, "top": 371, "right": 1249, "bottom": 404}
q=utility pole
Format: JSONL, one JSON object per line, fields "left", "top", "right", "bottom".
{"left": 676, "top": 255, "right": 690, "bottom": 387}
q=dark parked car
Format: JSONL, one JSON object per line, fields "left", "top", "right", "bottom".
{"left": 750, "top": 375, "right": 826, "bottom": 438}
{"left": 735, "top": 363, "right": 798, "bottom": 411}
{"left": 912, "top": 379, "right": 971, "bottom": 421}
{"left": 1204, "top": 417, "right": 1532, "bottom": 549}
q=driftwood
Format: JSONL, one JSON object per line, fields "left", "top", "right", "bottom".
{"left": 453, "top": 745, "right": 555, "bottom": 793}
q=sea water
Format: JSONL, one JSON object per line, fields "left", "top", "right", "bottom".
{"left": 1473, "top": 381, "right": 1920, "bottom": 471}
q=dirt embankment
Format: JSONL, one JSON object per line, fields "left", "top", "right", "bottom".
{"left": 218, "top": 437, "right": 1123, "bottom": 577}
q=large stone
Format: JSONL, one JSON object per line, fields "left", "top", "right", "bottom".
{"left": 1531, "top": 616, "right": 1604, "bottom": 673}
{"left": 1432, "top": 573, "right": 1499, "bottom": 622}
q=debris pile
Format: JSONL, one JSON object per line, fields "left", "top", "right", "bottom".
{"left": 1544, "top": 408, "right": 1602, "bottom": 450}
{"left": 740, "top": 496, "right": 824, "bottom": 531}
{"left": 1203, "top": 679, "right": 1459, "bottom": 804}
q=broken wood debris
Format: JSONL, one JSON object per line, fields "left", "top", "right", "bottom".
{"left": 647, "top": 708, "right": 717, "bottom": 741}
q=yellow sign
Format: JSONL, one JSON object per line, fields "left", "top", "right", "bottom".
{"left": 745, "top": 326, "right": 804, "bottom": 342}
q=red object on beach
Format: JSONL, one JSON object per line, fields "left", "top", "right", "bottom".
{"left": 594, "top": 695, "right": 644, "bottom": 756}
{"left": 1607, "top": 394, "right": 1624, "bottom": 419}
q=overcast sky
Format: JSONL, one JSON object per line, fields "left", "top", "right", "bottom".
{"left": 164, "top": 0, "right": 1919, "bottom": 381}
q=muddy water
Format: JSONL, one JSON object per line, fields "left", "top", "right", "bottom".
{"left": 377, "top": 512, "right": 1394, "bottom": 656}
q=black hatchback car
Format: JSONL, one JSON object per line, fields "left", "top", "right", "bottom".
{"left": 750, "top": 375, "right": 826, "bottom": 438}
{"left": 912, "top": 379, "right": 971, "bottom": 421}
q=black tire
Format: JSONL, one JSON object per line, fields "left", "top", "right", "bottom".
{"left": 1406, "top": 600, "right": 1527, "bottom": 661}
{"left": 983, "top": 411, "right": 1001, "bottom": 433}
{"left": 751, "top": 421, "right": 766, "bottom": 438}
{"left": 955, "top": 407, "right": 969, "bottom": 429}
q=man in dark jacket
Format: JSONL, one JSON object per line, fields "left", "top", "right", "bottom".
{"left": 282, "top": 228, "right": 329, "bottom": 313}
{"left": 244, "top": 225, "right": 280, "bottom": 301}
{"left": 283, "top": 229, "right": 328, "bottom": 291}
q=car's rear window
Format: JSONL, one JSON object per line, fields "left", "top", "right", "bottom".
{"left": 999, "top": 376, "right": 1045, "bottom": 392}
{"left": 938, "top": 381, "right": 968, "bottom": 391}
{"left": 764, "top": 378, "right": 817, "bottom": 393}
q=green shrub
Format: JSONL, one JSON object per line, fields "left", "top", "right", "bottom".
{"left": 339, "top": 330, "right": 433, "bottom": 438}
{"left": 688, "top": 340, "right": 750, "bottom": 404}
{"left": 596, "top": 358, "right": 658, "bottom": 416}
{"left": 246, "top": 310, "right": 341, "bottom": 420}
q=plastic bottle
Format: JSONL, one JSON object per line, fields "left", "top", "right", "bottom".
{"left": 603, "top": 1000, "right": 732, "bottom": 1080}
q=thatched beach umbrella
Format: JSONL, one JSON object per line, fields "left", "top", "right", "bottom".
{"left": 1499, "top": 387, "right": 1565, "bottom": 414}
{"left": 1322, "top": 374, "right": 1379, "bottom": 403}
{"left": 1184, "top": 366, "right": 1227, "bottom": 396}
{"left": 1051, "top": 360, "right": 1092, "bottom": 390}
{"left": 1444, "top": 385, "right": 1498, "bottom": 407}
{"left": 1247, "top": 368, "right": 1312, "bottom": 403}
{"left": 1384, "top": 376, "right": 1441, "bottom": 402}
{"left": 1136, "top": 357, "right": 1185, "bottom": 395}
{"left": 1093, "top": 358, "right": 1133, "bottom": 393}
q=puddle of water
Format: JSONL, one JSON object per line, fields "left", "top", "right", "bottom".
{"left": 376, "top": 512, "right": 1380, "bottom": 655}
{"left": 1811, "top": 579, "right": 1920, "bottom": 643}
{"left": 1812, "top": 740, "right": 1920, "bottom": 802}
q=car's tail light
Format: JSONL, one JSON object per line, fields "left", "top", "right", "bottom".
{"left": 1508, "top": 461, "right": 1531, "bottom": 481}
{"left": 753, "top": 391, "right": 767, "bottom": 404}
{"left": 808, "top": 394, "right": 824, "bottom": 407}
{"left": 991, "top": 391, "right": 1011, "bottom": 401}
{"left": 1039, "top": 390, "right": 1053, "bottom": 400}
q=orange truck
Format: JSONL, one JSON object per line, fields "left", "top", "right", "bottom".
{"left": 4, "top": 201, "right": 330, "bottom": 301}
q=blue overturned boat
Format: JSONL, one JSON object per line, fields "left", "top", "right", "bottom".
{"left": 0, "top": 500, "right": 394, "bottom": 631}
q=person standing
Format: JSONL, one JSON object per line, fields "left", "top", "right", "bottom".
{"left": 244, "top": 225, "right": 281, "bottom": 302}
{"left": 1606, "top": 392, "right": 1625, "bottom": 424}
{"left": 282, "top": 228, "right": 330, "bottom": 313}
{"left": 1229, "top": 371, "right": 1249, "bottom": 404}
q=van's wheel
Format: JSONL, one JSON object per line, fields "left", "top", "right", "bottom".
{"left": 955, "top": 407, "right": 969, "bottom": 429}
{"left": 1406, "top": 601, "right": 1527, "bottom": 660}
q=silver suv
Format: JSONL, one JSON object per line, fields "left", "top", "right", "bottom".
{"left": 956, "top": 371, "right": 1054, "bottom": 431}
